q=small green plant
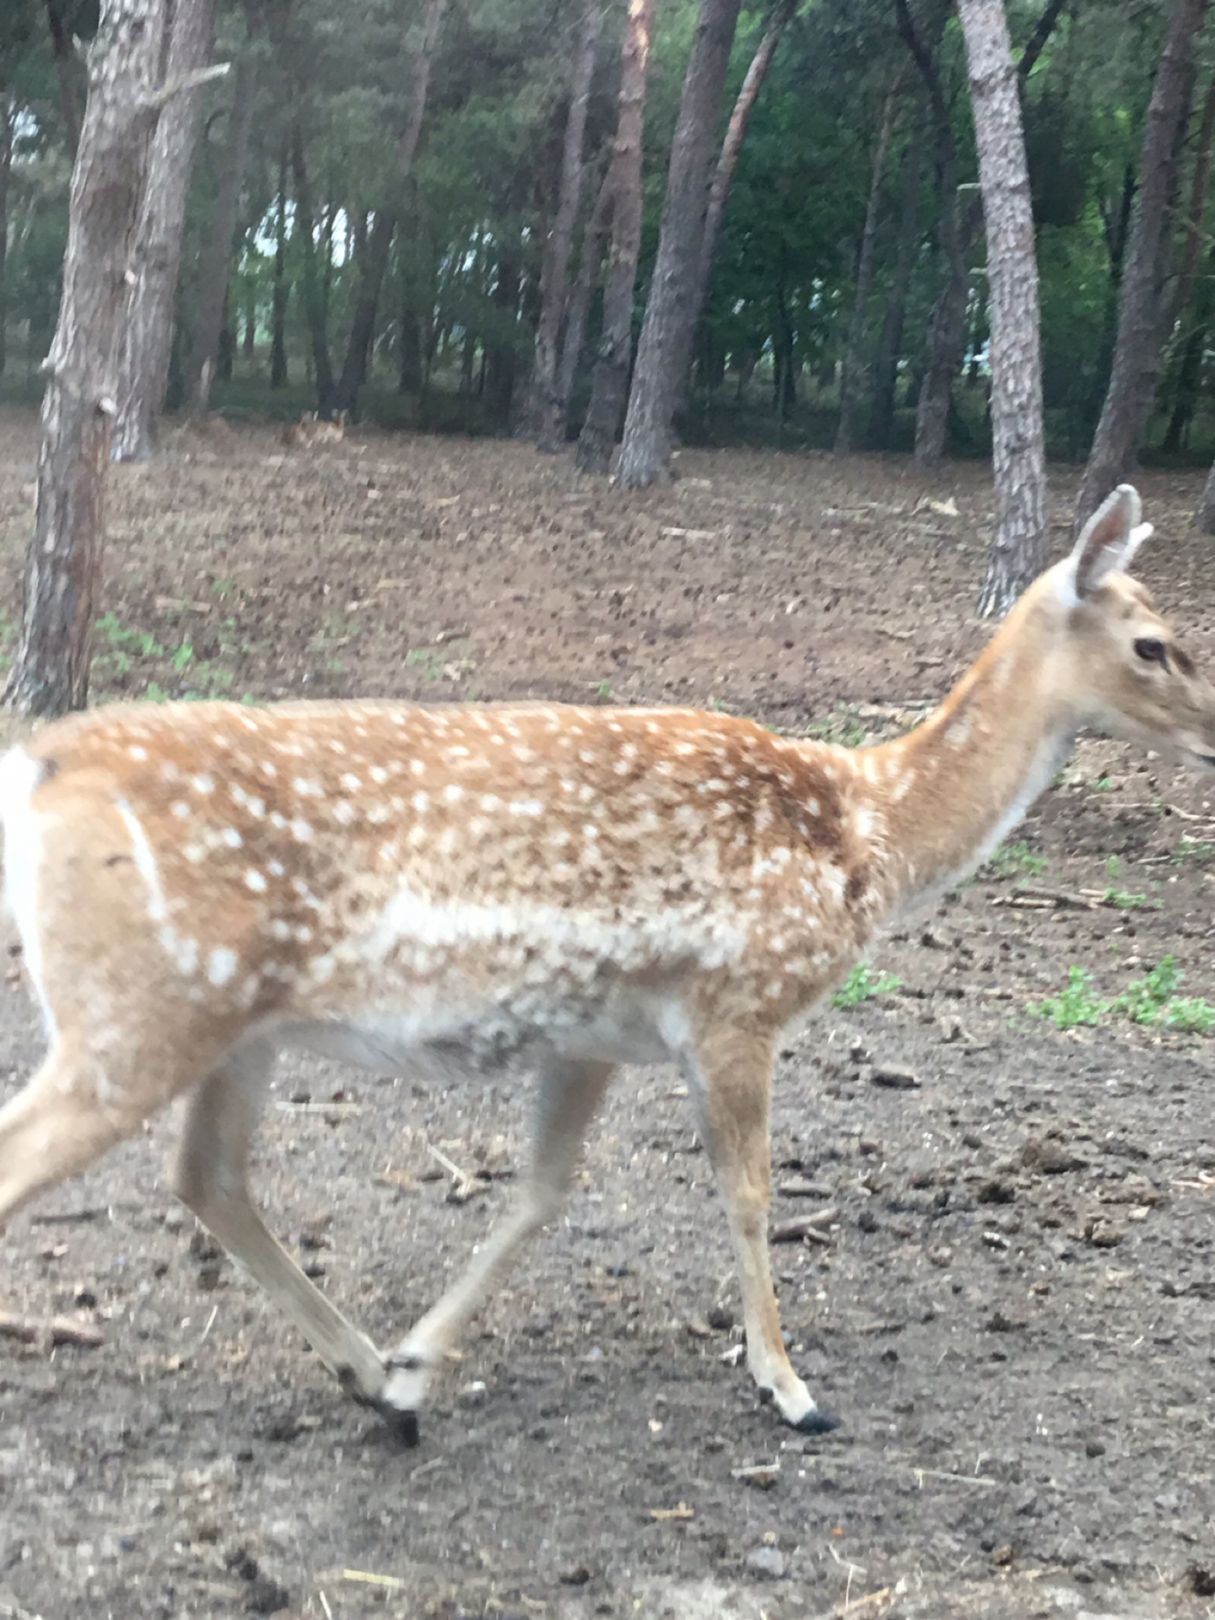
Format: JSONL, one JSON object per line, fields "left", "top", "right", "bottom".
{"left": 1032, "top": 956, "right": 1215, "bottom": 1036}
{"left": 1094, "top": 775, "right": 1114, "bottom": 793}
{"left": 1105, "top": 855, "right": 1122, "bottom": 880}
{"left": 1030, "top": 966, "right": 1109, "bottom": 1029}
{"left": 1171, "top": 838, "right": 1215, "bottom": 867}
{"left": 96, "top": 613, "right": 162, "bottom": 659}
{"left": 594, "top": 679, "right": 613, "bottom": 701}
{"left": 1102, "top": 886, "right": 1157, "bottom": 910}
{"left": 406, "top": 648, "right": 446, "bottom": 682}
{"left": 983, "top": 839, "right": 1047, "bottom": 881}
{"left": 807, "top": 703, "right": 868, "bottom": 749}
{"left": 832, "top": 963, "right": 902, "bottom": 1009}
{"left": 170, "top": 640, "right": 195, "bottom": 672}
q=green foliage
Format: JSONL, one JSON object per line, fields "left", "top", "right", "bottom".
{"left": 1171, "top": 838, "right": 1215, "bottom": 867}
{"left": 983, "top": 840, "right": 1046, "bottom": 880}
{"left": 806, "top": 704, "right": 868, "bottom": 748}
{"left": 832, "top": 963, "right": 901, "bottom": 1010}
{"left": 1031, "top": 966, "right": 1108, "bottom": 1029}
{"left": 1032, "top": 957, "right": 1215, "bottom": 1035}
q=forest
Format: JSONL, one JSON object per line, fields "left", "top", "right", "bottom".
{"left": 2, "top": 4, "right": 1215, "bottom": 1619}
{"left": 0, "top": 1, "right": 1212, "bottom": 508}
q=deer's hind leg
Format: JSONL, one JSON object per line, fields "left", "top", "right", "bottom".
{"left": 686, "top": 1024, "right": 839, "bottom": 1435}
{"left": 0, "top": 1041, "right": 154, "bottom": 1231}
{"left": 169, "top": 1039, "right": 395, "bottom": 1430}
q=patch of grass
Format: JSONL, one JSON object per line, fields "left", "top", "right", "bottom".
{"left": 832, "top": 962, "right": 902, "bottom": 1009}
{"left": 1032, "top": 956, "right": 1215, "bottom": 1035}
{"left": 983, "top": 839, "right": 1047, "bottom": 881}
{"left": 406, "top": 648, "right": 447, "bottom": 682}
{"left": 1171, "top": 837, "right": 1215, "bottom": 867}
{"left": 1030, "top": 966, "right": 1109, "bottom": 1029}
{"left": 1094, "top": 775, "right": 1114, "bottom": 792}
{"left": 1102, "top": 886, "right": 1158, "bottom": 910}
{"left": 806, "top": 703, "right": 868, "bottom": 749}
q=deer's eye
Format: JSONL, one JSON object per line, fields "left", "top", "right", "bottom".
{"left": 1134, "top": 637, "right": 1168, "bottom": 668}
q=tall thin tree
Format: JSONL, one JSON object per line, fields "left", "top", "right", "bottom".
{"left": 528, "top": 0, "right": 604, "bottom": 450}
{"left": 958, "top": 0, "right": 1047, "bottom": 618}
{"left": 332, "top": 0, "right": 447, "bottom": 417}
{"left": 9, "top": 0, "right": 170, "bottom": 716}
{"left": 834, "top": 74, "right": 901, "bottom": 455}
{"left": 683, "top": 0, "right": 797, "bottom": 406}
{"left": 1076, "top": 0, "right": 1209, "bottom": 533}
{"left": 615, "top": 0, "right": 744, "bottom": 487}
{"left": 576, "top": 0, "right": 656, "bottom": 472}
{"left": 112, "top": 0, "right": 220, "bottom": 459}
{"left": 184, "top": 42, "right": 257, "bottom": 412}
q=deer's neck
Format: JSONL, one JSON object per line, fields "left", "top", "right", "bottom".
{"left": 857, "top": 596, "right": 1074, "bottom": 914}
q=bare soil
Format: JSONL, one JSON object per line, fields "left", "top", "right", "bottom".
{"left": 0, "top": 410, "right": 1213, "bottom": 1620}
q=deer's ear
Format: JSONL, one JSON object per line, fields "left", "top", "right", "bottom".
{"left": 1070, "top": 485, "right": 1153, "bottom": 599}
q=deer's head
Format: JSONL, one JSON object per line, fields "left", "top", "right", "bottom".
{"left": 1045, "top": 486, "right": 1215, "bottom": 771}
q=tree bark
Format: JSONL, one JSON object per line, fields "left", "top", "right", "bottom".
{"left": 332, "top": 0, "right": 447, "bottom": 416}
{"left": 684, "top": 0, "right": 796, "bottom": 393}
{"left": 869, "top": 135, "right": 923, "bottom": 449}
{"left": 834, "top": 75, "right": 899, "bottom": 454}
{"left": 959, "top": 0, "right": 1048, "bottom": 618}
{"left": 0, "top": 100, "right": 12, "bottom": 379}
{"left": 8, "top": 0, "right": 166, "bottom": 718}
{"left": 902, "top": 0, "right": 1065, "bottom": 469}
{"left": 576, "top": 0, "right": 655, "bottom": 472}
{"left": 113, "top": 0, "right": 219, "bottom": 459}
{"left": 558, "top": 160, "right": 614, "bottom": 422}
{"left": 270, "top": 139, "right": 289, "bottom": 386}
{"left": 615, "top": 0, "right": 744, "bottom": 487}
{"left": 525, "top": 0, "right": 604, "bottom": 450}
{"left": 1075, "top": 0, "right": 1209, "bottom": 534}
{"left": 183, "top": 44, "right": 256, "bottom": 412}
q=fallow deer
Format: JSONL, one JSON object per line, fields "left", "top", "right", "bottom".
{"left": 1, "top": 486, "right": 1212, "bottom": 1444}
{"left": 280, "top": 410, "right": 346, "bottom": 449}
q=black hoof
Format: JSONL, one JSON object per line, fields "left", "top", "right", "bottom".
{"left": 373, "top": 1400, "right": 421, "bottom": 1447}
{"left": 795, "top": 1405, "right": 842, "bottom": 1435}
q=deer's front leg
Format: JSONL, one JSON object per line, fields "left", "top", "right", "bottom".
{"left": 688, "top": 1026, "right": 840, "bottom": 1434}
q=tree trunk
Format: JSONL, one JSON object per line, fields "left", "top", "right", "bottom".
{"left": 8, "top": 0, "right": 166, "bottom": 719}
{"left": 526, "top": 0, "right": 604, "bottom": 451}
{"left": 287, "top": 118, "right": 334, "bottom": 411}
{"left": 0, "top": 100, "right": 12, "bottom": 379}
{"left": 902, "top": 0, "right": 1065, "bottom": 468}
{"left": 558, "top": 162, "right": 614, "bottom": 421}
{"left": 1161, "top": 304, "right": 1209, "bottom": 451}
{"left": 183, "top": 45, "right": 256, "bottom": 412}
{"left": 270, "top": 139, "right": 289, "bottom": 387}
{"left": 1196, "top": 454, "right": 1215, "bottom": 530}
{"left": 615, "top": 0, "right": 744, "bottom": 487}
{"left": 332, "top": 0, "right": 447, "bottom": 416}
{"left": 834, "top": 77, "right": 899, "bottom": 454}
{"left": 1075, "top": 0, "right": 1209, "bottom": 534}
{"left": 112, "top": 0, "right": 218, "bottom": 460}
{"left": 895, "top": 0, "right": 967, "bottom": 467}
{"left": 484, "top": 240, "right": 522, "bottom": 424}
{"left": 959, "top": 0, "right": 1048, "bottom": 618}
{"left": 869, "top": 137, "right": 923, "bottom": 449}
{"left": 45, "top": 0, "right": 87, "bottom": 157}
{"left": 684, "top": 0, "right": 797, "bottom": 395}
{"left": 576, "top": 0, "right": 655, "bottom": 472}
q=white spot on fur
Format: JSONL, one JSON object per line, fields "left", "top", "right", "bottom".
{"left": 207, "top": 947, "right": 237, "bottom": 986}
{"left": 245, "top": 869, "right": 268, "bottom": 893}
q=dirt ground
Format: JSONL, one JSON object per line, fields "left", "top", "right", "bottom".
{"left": 0, "top": 410, "right": 1213, "bottom": 1620}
